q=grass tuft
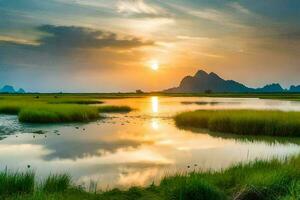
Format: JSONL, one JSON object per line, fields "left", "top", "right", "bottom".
{"left": 42, "top": 174, "right": 71, "bottom": 193}
{"left": 0, "top": 102, "right": 26, "bottom": 114}
{"left": 18, "top": 105, "right": 100, "bottom": 123}
{"left": 175, "top": 110, "right": 300, "bottom": 137}
{"left": 161, "top": 175, "right": 226, "bottom": 200}
{"left": 98, "top": 105, "right": 132, "bottom": 113}
{"left": 48, "top": 99, "right": 104, "bottom": 105}
{"left": 0, "top": 170, "right": 35, "bottom": 196}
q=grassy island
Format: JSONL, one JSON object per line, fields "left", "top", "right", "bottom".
{"left": 175, "top": 110, "right": 300, "bottom": 137}
{"left": 0, "top": 95, "right": 132, "bottom": 123}
{"left": 97, "top": 105, "right": 132, "bottom": 113}
{"left": 18, "top": 105, "right": 100, "bottom": 123}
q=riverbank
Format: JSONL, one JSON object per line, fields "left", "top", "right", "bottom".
{"left": 2, "top": 155, "right": 300, "bottom": 200}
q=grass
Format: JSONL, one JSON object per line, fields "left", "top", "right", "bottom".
{"left": 98, "top": 105, "right": 132, "bottom": 113}
{"left": 2, "top": 155, "right": 300, "bottom": 200}
{"left": 0, "top": 102, "right": 29, "bottom": 115}
{"left": 42, "top": 174, "right": 71, "bottom": 193}
{"left": 0, "top": 170, "right": 35, "bottom": 196}
{"left": 18, "top": 105, "right": 100, "bottom": 123}
{"left": 48, "top": 99, "right": 104, "bottom": 105}
{"left": 0, "top": 95, "right": 132, "bottom": 123}
{"left": 175, "top": 110, "right": 300, "bottom": 137}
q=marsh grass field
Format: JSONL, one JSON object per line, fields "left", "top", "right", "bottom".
{"left": 1, "top": 155, "right": 299, "bottom": 200}
{"left": 0, "top": 95, "right": 132, "bottom": 123}
{"left": 175, "top": 110, "right": 300, "bottom": 137}
{"left": 1, "top": 93, "right": 300, "bottom": 199}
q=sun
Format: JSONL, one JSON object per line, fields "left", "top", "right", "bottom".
{"left": 150, "top": 60, "right": 159, "bottom": 71}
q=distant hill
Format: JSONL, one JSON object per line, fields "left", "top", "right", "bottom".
{"left": 164, "top": 70, "right": 298, "bottom": 93}
{"left": 290, "top": 85, "right": 300, "bottom": 92}
{"left": 0, "top": 85, "right": 26, "bottom": 93}
{"left": 256, "top": 83, "right": 285, "bottom": 93}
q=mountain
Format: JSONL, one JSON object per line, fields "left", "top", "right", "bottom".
{"left": 17, "top": 88, "right": 26, "bottom": 93}
{"left": 164, "top": 70, "right": 291, "bottom": 93}
{"left": 0, "top": 85, "right": 16, "bottom": 93}
{"left": 0, "top": 85, "right": 26, "bottom": 93}
{"left": 290, "top": 85, "right": 300, "bottom": 92}
{"left": 256, "top": 83, "right": 285, "bottom": 93}
{"left": 165, "top": 70, "right": 254, "bottom": 93}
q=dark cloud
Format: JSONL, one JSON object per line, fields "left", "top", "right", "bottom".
{"left": 0, "top": 25, "right": 154, "bottom": 51}
{"left": 36, "top": 25, "right": 154, "bottom": 50}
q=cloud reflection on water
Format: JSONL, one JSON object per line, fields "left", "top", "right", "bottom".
{"left": 0, "top": 97, "right": 300, "bottom": 188}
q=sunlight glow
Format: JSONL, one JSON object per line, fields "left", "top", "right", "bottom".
{"left": 151, "top": 96, "right": 159, "bottom": 113}
{"left": 151, "top": 119, "right": 159, "bottom": 130}
{"left": 150, "top": 60, "right": 159, "bottom": 70}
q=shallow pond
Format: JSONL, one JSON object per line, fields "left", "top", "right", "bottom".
{"left": 0, "top": 97, "right": 300, "bottom": 189}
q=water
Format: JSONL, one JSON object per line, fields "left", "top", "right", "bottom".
{"left": 0, "top": 97, "right": 300, "bottom": 189}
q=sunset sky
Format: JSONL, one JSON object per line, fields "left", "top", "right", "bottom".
{"left": 0, "top": 0, "right": 300, "bottom": 92}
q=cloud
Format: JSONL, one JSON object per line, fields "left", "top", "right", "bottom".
{"left": 0, "top": 25, "right": 154, "bottom": 51}
{"left": 116, "top": 0, "right": 169, "bottom": 18}
{"left": 55, "top": 0, "right": 114, "bottom": 9}
{"left": 228, "top": 2, "right": 251, "bottom": 14}
{"left": 0, "top": 24, "right": 155, "bottom": 84}
{"left": 0, "top": 35, "right": 38, "bottom": 45}
{"left": 37, "top": 25, "right": 154, "bottom": 50}
{"left": 117, "top": 0, "right": 158, "bottom": 14}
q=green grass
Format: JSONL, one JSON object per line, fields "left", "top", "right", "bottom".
{"left": 3, "top": 155, "right": 300, "bottom": 200}
{"left": 0, "top": 102, "right": 29, "bottom": 115}
{"left": 48, "top": 99, "right": 104, "bottom": 105}
{"left": 0, "top": 170, "right": 35, "bottom": 197}
{"left": 18, "top": 105, "right": 100, "bottom": 123}
{"left": 42, "top": 174, "right": 71, "bottom": 193}
{"left": 98, "top": 105, "right": 132, "bottom": 113}
{"left": 0, "top": 95, "right": 132, "bottom": 123}
{"left": 161, "top": 176, "right": 226, "bottom": 200}
{"left": 175, "top": 110, "right": 300, "bottom": 137}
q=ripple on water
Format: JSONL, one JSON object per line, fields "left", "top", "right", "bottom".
{"left": 0, "top": 115, "right": 23, "bottom": 136}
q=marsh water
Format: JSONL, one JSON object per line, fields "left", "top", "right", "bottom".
{"left": 1, "top": 97, "right": 300, "bottom": 189}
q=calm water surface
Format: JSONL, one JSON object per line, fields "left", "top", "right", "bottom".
{"left": 0, "top": 97, "right": 300, "bottom": 189}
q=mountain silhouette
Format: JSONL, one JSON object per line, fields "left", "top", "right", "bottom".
{"left": 0, "top": 85, "right": 26, "bottom": 93}
{"left": 164, "top": 70, "right": 297, "bottom": 93}
{"left": 290, "top": 85, "right": 300, "bottom": 92}
{"left": 17, "top": 88, "right": 26, "bottom": 93}
{"left": 256, "top": 83, "right": 284, "bottom": 93}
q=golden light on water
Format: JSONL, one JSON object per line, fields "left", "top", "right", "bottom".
{"left": 151, "top": 96, "right": 159, "bottom": 113}
{"left": 151, "top": 119, "right": 159, "bottom": 130}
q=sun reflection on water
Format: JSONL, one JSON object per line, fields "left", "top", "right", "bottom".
{"left": 151, "top": 119, "right": 159, "bottom": 130}
{"left": 151, "top": 96, "right": 159, "bottom": 113}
